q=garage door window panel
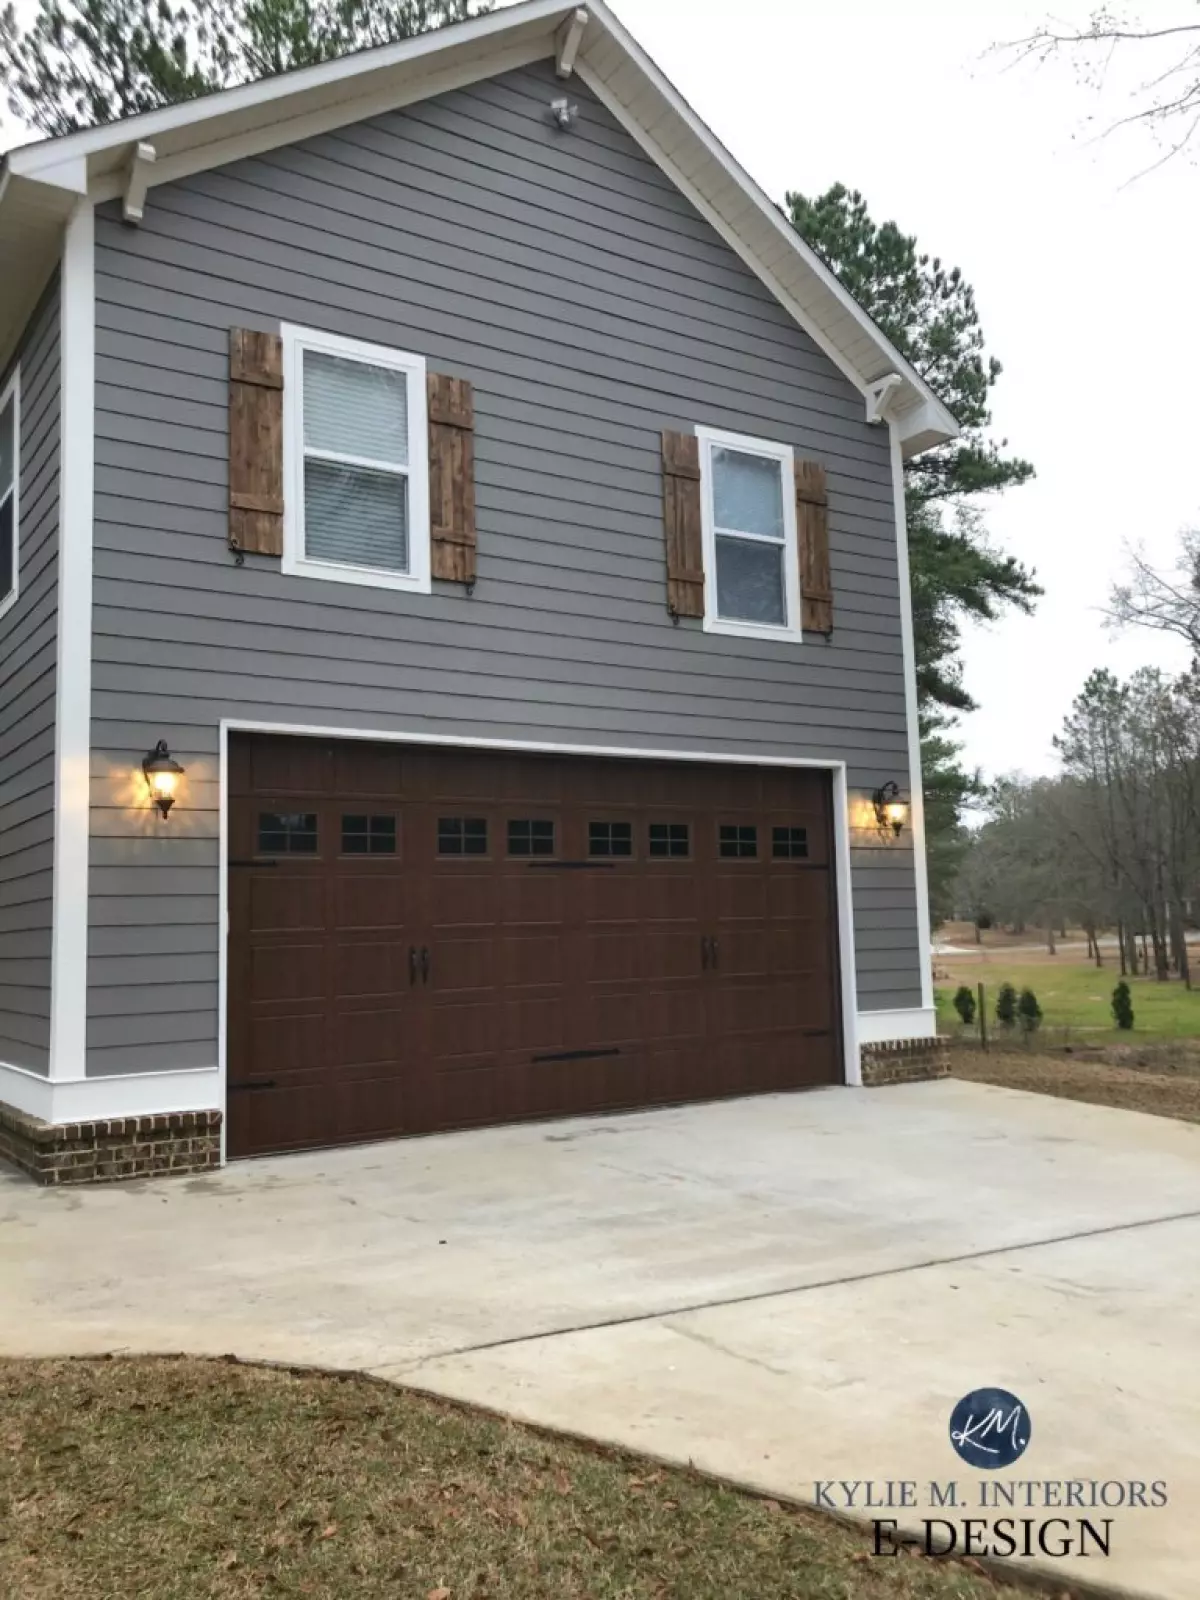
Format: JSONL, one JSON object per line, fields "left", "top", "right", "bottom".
{"left": 773, "top": 825, "right": 809, "bottom": 859}
{"left": 589, "top": 821, "right": 633, "bottom": 858}
{"left": 258, "top": 811, "right": 319, "bottom": 854}
{"left": 282, "top": 326, "right": 430, "bottom": 594}
{"left": 438, "top": 816, "right": 488, "bottom": 856}
{"left": 341, "top": 814, "right": 397, "bottom": 855}
{"left": 648, "top": 822, "right": 690, "bottom": 858}
{"left": 719, "top": 824, "right": 758, "bottom": 859}
{"left": 697, "top": 427, "right": 801, "bottom": 642}
{"left": 507, "top": 819, "right": 556, "bottom": 856}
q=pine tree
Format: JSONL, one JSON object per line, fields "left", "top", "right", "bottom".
{"left": 952, "top": 985, "right": 976, "bottom": 1027}
{"left": 1017, "top": 988, "right": 1042, "bottom": 1034}
{"left": 995, "top": 982, "right": 1018, "bottom": 1031}
{"left": 1112, "top": 981, "right": 1135, "bottom": 1032}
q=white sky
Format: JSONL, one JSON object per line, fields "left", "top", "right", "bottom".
{"left": 4, "top": 0, "right": 1196, "bottom": 780}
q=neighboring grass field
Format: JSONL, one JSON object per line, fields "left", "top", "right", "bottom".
{"left": 0, "top": 1358, "right": 1029, "bottom": 1600}
{"left": 936, "top": 954, "right": 1200, "bottom": 1039}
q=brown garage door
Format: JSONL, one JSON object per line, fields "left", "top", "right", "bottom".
{"left": 227, "top": 735, "right": 842, "bottom": 1158}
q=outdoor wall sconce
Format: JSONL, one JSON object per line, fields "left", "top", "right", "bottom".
{"left": 142, "top": 740, "right": 185, "bottom": 821}
{"left": 872, "top": 781, "right": 908, "bottom": 838}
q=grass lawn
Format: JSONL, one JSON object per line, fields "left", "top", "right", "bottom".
{"left": 936, "top": 955, "right": 1200, "bottom": 1039}
{"left": 0, "top": 1357, "right": 1029, "bottom": 1600}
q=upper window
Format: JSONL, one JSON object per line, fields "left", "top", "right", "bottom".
{"left": 0, "top": 369, "right": 19, "bottom": 620}
{"left": 697, "top": 427, "right": 800, "bottom": 642}
{"left": 282, "top": 326, "right": 430, "bottom": 594}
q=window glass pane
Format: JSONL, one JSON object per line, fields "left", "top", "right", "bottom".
{"left": 0, "top": 397, "right": 13, "bottom": 492}
{"left": 0, "top": 496, "right": 12, "bottom": 601}
{"left": 508, "top": 819, "right": 555, "bottom": 856}
{"left": 342, "top": 814, "right": 396, "bottom": 854}
{"left": 258, "top": 812, "right": 318, "bottom": 854}
{"left": 715, "top": 535, "right": 785, "bottom": 626}
{"left": 438, "top": 817, "right": 487, "bottom": 856}
{"left": 589, "top": 821, "right": 632, "bottom": 857}
{"left": 712, "top": 447, "right": 783, "bottom": 539}
{"left": 304, "top": 458, "right": 408, "bottom": 574}
{"left": 719, "top": 824, "right": 757, "bottom": 859}
{"left": 773, "top": 826, "right": 809, "bottom": 859}
{"left": 649, "top": 822, "right": 689, "bottom": 858}
{"left": 303, "top": 350, "right": 408, "bottom": 465}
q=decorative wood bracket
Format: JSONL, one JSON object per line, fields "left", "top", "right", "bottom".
{"left": 865, "top": 372, "right": 903, "bottom": 426}
{"left": 556, "top": 7, "right": 589, "bottom": 78}
{"left": 122, "top": 142, "right": 157, "bottom": 224}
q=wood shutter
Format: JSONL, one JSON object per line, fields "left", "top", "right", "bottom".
{"left": 795, "top": 459, "right": 833, "bottom": 634}
{"left": 228, "top": 329, "right": 284, "bottom": 557}
{"left": 661, "top": 430, "right": 704, "bottom": 618}
{"left": 427, "top": 373, "right": 476, "bottom": 584}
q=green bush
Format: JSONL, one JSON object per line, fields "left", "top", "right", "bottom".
{"left": 953, "top": 985, "right": 977, "bottom": 1027}
{"left": 995, "top": 982, "right": 1018, "bottom": 1030}
{"left": 1112, "top": 981, "right": 1135, "bottom": 1031}
{"left": 1017, "top": 988, "right": 1042, "bottom": 1034}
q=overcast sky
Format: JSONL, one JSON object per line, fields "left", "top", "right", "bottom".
{"left": 4, "top": 1, "right": 1195, "bottom": 780}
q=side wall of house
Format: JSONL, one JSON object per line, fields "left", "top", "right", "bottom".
{"left": 87, "top": 60, "right": 924, "bottom": 1078}
{"left": 0, "top": 280, "right": 60, "bottom": 1076}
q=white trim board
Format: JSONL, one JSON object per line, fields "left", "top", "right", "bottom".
{"left": 0, "top": 363, "right": 20, "bottom": 623}
{"left": 888, "top": 424, "right": 934, "bottom": 1013}
{"left": 218, "top": 718, "right": 864, "bottom": 1117}
{"left": 0, "top": 1059, "right": 220, "bottom": 1124}
{"left": 857, "top": 1008, "right": 938, "bottom": 1045}
{"left": 47, "top": 199, "right": 95, "bottom": 1082}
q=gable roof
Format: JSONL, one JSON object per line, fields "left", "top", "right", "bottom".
{"left": 0, "top": 0, "right": 957, "bottom": 453}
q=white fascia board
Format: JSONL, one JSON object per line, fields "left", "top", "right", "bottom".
{"left": 575, "top": 2, "right": 958, "bottom": 441}
{"left": 4, "top": 0, "right": 571, "bottom": 178}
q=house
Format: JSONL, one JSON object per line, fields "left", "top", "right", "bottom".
{"left": 0, "top": 0, "right": 956, "bottom": 1183}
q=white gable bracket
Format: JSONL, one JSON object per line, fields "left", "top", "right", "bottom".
{"left": 122, "top": 141, "right": 157, "bottom": 223}
{"left": 865, "top": 372, "right": 903, "bottom": 426}
{"left": 556, "top": 8, "right": 589, "bottom": 78}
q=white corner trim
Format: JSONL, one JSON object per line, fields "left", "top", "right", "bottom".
{"left": 122, "top": 141, "right": 156, "bottom": 223}
{"left": 857, "top": 1008, "right": 938, "bottom": 1045}
{"left": 832, "top": 764, "right": 861, "bottom": 1086}
{"left": 280, "top": 323, "right": 431, "bottom": 596}
{"left": 888, "top": 423, "right": 934, "bottom": 1012}
{"left": 0, "top": 1060, "right": 220, "bottom": 1124}
{"left": 695, "top": 425, "right": 802, "bottom": 644}
{"left": 0, "top": 364, "right": 20, "bottom": 624}
{"left": 556, "top": 7, "right": 589, "bottom": 76}
{"left": 48, "top": 200, "right": 95, "bottom": 1082}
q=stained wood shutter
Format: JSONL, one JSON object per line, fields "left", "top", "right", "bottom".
{"left": 228, "top": 329, "right": 284, "bottom": 557}
{"left": 661, "top": 430, "right": 704, "bottom": 618}
{"left": 795, "top": 459, "right": 833, "bottom": 635}
{"left": 427, "top": 373, "right": 476, "bottom": 584}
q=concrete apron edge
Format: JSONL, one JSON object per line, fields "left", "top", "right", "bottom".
{"left": 2, "top": 1347, "right": 1162, "bottom": 1600}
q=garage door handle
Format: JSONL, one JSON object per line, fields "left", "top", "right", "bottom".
{"left": 710, "top": 936, "right": 719, "bottom": 969}
{"left": 409, "top": 946, "right": 418, "bottom": 986}
{"left": 420, "top": 946, "right": 430, "bottom": 985}
{"left": 700, "top": 934, "right": 710, "bottom": 970}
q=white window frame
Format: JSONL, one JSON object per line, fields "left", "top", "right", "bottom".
{"left": 696, "top": 424, "right": 801, "bottom": 643}
{"left": 0, "top": 365, "right": 20, "bottom": 623}
{"left": 281, "top": 324, "right": 430, "bottom": 595}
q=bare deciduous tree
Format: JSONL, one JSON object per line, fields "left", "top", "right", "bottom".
{"left": 1110, "top": 527, "right": 1200, "bottom": 659}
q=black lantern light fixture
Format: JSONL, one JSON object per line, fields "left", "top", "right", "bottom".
{"left": 142, "top": 740, "right": 185, "bottom": 821}
{"left": 872, "top": 780, "right": 908, "bottom": 838}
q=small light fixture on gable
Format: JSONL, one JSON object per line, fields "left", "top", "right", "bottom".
{"left": 142, "top": 740, "right": 185, "bottom": 821}
{"left": 549, "top": 96, "right": 579, "bottom": 131}
{"left": 872, "top": 781, "right": 908, "bottom": 838}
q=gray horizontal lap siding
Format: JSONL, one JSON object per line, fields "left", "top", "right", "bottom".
{"left": 1, "top": 280, "right": 60, "bottom": 1075}
{"left": 88, "top": 60, "right": 922, "bottom": 1076}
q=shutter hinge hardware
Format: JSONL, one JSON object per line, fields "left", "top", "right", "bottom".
{"left": 465, "top": 578, "right": 476, "bottom": 597}
{"left": 228, "top": 533, "right": 245, "bottom": 567}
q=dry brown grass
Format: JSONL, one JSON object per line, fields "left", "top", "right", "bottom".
{"left": 0, "top": 1356, "right": 1034, "bottom": 1600}
{"left": 949, "top": 1043, "right": 1200, "bottom": 1125}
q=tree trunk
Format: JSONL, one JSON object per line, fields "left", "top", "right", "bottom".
{"left": 1117, "top": 919, "right": 1128, "bottom": 976}
{"left": 974, "top": 921, "right": 982, "bottom": 945}
{"left": 1046, "top": 923, "right": 1056, "bottom": 956}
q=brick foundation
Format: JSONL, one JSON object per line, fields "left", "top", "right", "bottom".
{"left": 860, "top": 1036, "right": 949, "bottom": 1086}
{"left": 0, "top": 1103, "right": 222, "bottom": 1185}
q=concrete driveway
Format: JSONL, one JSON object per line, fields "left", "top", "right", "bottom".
{"left": 3, "top": 1078, "right": 1199, "bottom": 1598}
